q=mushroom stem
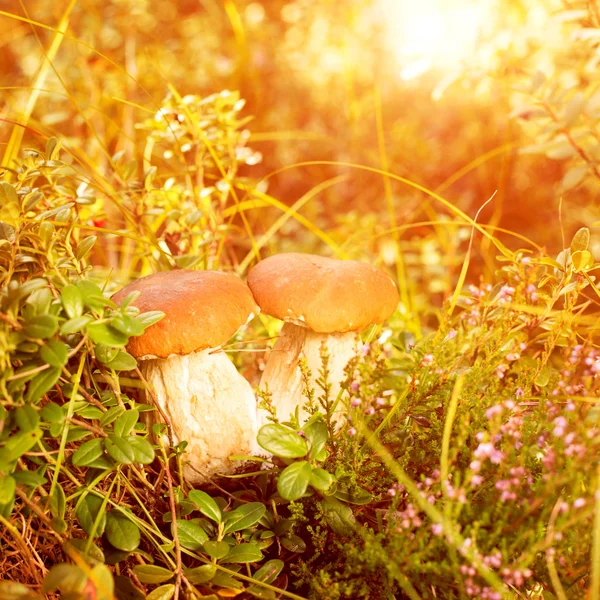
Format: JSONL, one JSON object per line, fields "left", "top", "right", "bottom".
{"left": 142, "top": 349, "right": 258, "bottom": 483}
{"left": 258, "top": 322, "right": 358, "bottom": 427}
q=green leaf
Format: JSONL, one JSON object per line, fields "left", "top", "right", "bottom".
{"left": 0, "top": 581, "right": 39, "bottom": 600}
{"left": 12, "top": 470, "right": 46, "bottom": 488}
{"left": 277, "top": 461, "right": 312, "bottom": 501}
{"left": 77, "top": 280, "right": 108, "bottom": 311}
{"left": 105, "top": 510, "right": 140, "bottom": 552}
{"left": 72, "top": 438, "right": 105, "bottom": 467}
{"left": 25, "top": 367, "right": 61, "bottom": 404}
{"left": 183, "top": 564, "right": 217, "bottom": 584}
{"left": 50, "top": 483, "right": 66, "bottom": 520}
{"left": 188, "top": 489, "right": 222, "bottom": 523}
{"left": 43, "top": 564, "right": 87, "bottom": 594}
{"left": 76, "top": 493, "right": 107, "bottom": 537}
{"left": 174, "top": 519, "right": 208, "bottom": 550}
{"left": 304, "top": 418, "right": 328, "bottom": 461}
{"left": 571, "top": 250, "right": 594, "bottom": 271}
{"left": 0, "top": 181, "right": 19, "bottom": 204}
{"left": 66, "top": 427, "right": 93, "bottom": 443}
{"left": 23, "top": 314, "right": 58, "bottom": 339}
{"left": 309, "top": 468, "right": 335, "bottom": 491}
{"left": 6, "top": 428, "right": 42, "bottom": 460}
{"left": 40, "top": 402, "right": 64, "bottom": 423}
{"left": 100, "top": 406, "right": 125, "bottom": 427}
{"left": 256, "top": 424, "right": 308, "bottom": 458}
{"left": 104, "top": 350, "right": 138, "bottom": 371}
{"left": 114, "top": 409, "right": 139, "bottom": 437}
{"left": 333, "top": 484, "right": 373, "bottom": 505}
{"left": 0, "top": 475, "right": 16, "bottom": 504}
{"left": 89, "top": 563, "right": 115, "bottom": 599}
{"left": 41, "top": 340, "right": 69, "bottom": 368}
{"left": 110, "top": 314, "right": 144, "bottom": 337}
{"left": 95, "top": 344, "right": 120, "bottom": 364}
{"left": 14, "top": 405, "right": 40, "bottom": 432}
{"left": 252, "top": 559, "right": 284, "bottom": 583}
{"left": 0, "top": 222, "right": 16, "bottom": 242}
{"left": 561, "top": 165, "right": 587, "bottom": 192}
{"left": 87, "top": 322, "right": 128, "bottom": 347}
{"left": 535, "top": 365, "right": 551, "bottom": 387}
{"left": 64, "top": 538, "right": 105, "bottom": 564}
{"left": 146, "top": 584, "right": 175, "bottom": 600}
{"left": 60, "top": 315, "right": 93, "bottom": 335}
{"left": 321, "top": 496, "right": 356, "bottom": 536}
{"left": 203, "top": 540, "right": 230, "bottom": 559}
{"left": 76, "top": 236, "right": 97, "bottom": 261}
{"left": 128, "top": 437, "right": 155, "bottom": 464}
{"left": 131, "top": 565, "right": 173, "bottom": 584}
{"left": 280, "top": 534, "right": 306, "bottom": 553}
{"left": 61, "top": 284, "right": 84, "bottom": 319}
{"left": 571, "top": 227, "right": 590, "bottom": 253}
{"left": 212, "top": 571, "right": 243, "bottom": 589}
{"left": 223, "top": 502, "right": 266, "bottom": 534}
{"left": 136, "top": 310, "right": 165, "bottom": 328}
{"left": 105, "top": 434, "right": 135, "bottom": 464}
{"left": 221, "top": 543, "right": 263, "bottom": 564}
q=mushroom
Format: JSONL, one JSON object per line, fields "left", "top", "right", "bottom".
{"left": 247, "top": 253, "right": 399, "bottom": 426}
{"left": 112, "top": 270, "right": 260, "bottom": 483}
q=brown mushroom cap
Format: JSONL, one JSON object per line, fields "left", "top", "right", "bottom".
{"left": 112, "top": 270, "right": 259, "bottom": 359}
{"left": 247, "top": 253, "right": 399, "bottom": 333}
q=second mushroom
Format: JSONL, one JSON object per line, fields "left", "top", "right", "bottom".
{"left": 247, "top": 253, "right": 399, "bottom": 427}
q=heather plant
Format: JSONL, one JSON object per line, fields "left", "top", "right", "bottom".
{"left": 255, "top": 229, "right": 600, "bottom": 599}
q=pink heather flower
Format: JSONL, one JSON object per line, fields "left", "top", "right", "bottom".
{"left": 519, "top": 342, "right": 527, "bottom": 351}
{"left": 350, "top": 398, "right": 361, "bottom": 407}
{"left": 421, "top": 353, "right": 434, "bottom": 366}
{"left": 376, "top": 397, "right": 386, "bottom": 406}
{"left": 573, "top": 497, "right": 586, "bottom": 509}
{"left": 431, "top": 523, "right": 443, "bottom": 536}
{"left": 347, "top": 427, "right": 357, "bottom": 437}
{"left": 496, "top": 364, "right": 508, "bottom": 379}
{"left": 505, "top": 352, "right": 520, "bottom": 361}
{"left": 360, "top": 343, "right": 370, "bottom": 356}
{"left": 485, "top": 404, "right": 503, "bottom": 420}
{"left": 474, "top": 442, "right": 495, "bottom": 459}
{"left": 365, "top": 406, "right": 375, "bottom": 416}
{"left": 470, "top": 460, "right": 482, "bottom": 472}
{"left": 471, "top": 475, "right": 483, "bottom": 487}
{"left": 515, "top": 387, "right": 525, "bottom": 398}
{"left": 350, "top": 381, "right": 359, "bottom": 391}
{"left": 552, "top": 416, "right": 567, "bottom": 437}
{"left": 444, "top": 329, "right": 457, "bottom": 342}
{"left": 387, "top": 488, "right": 396, "bottom": 497}
{"left": 505, "top": 399, "right": 516, "bottom": 409}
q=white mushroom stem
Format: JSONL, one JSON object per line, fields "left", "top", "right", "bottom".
{"left": 141, "top": 349, "right": 259, "bottom": 483}
{"left": 258, "top": 322, "right": 359, "bottom": 427}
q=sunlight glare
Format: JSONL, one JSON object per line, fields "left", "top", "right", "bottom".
{"left": 379, "top": 0, "right": 496, "bottom": 80}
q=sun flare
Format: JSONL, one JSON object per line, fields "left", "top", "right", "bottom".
{"left": 379, "top": 0, "right": 496, "bottom": 79}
